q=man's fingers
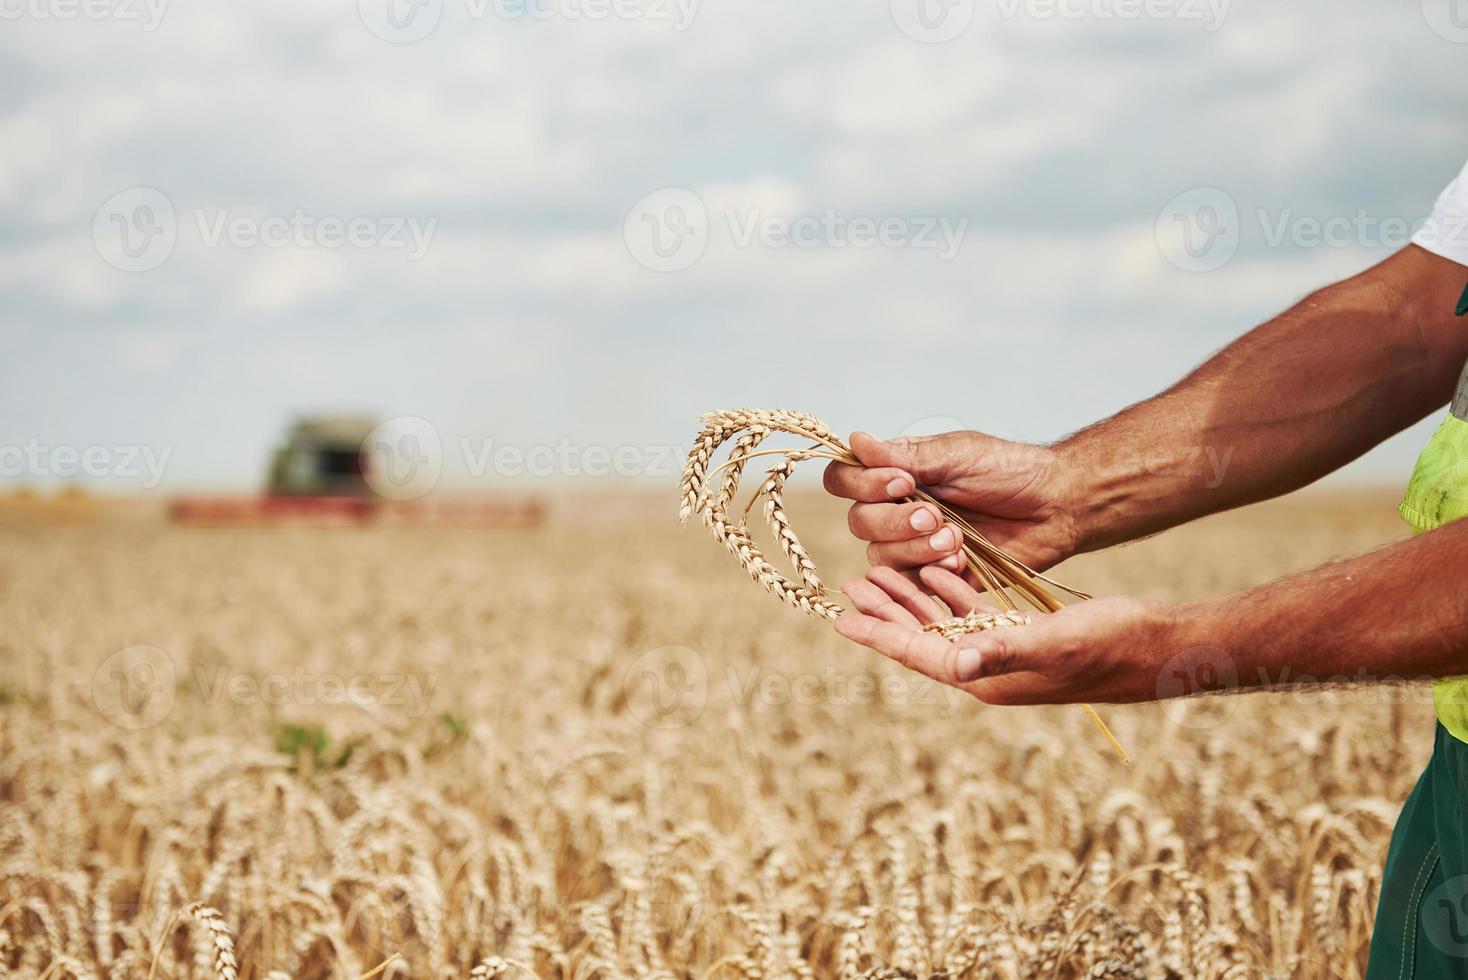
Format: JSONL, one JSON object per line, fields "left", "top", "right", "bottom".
{"left": 836, "top": 609, "right": 1057, "bottom": 694}
{"left": 823, "top": 461, "right": 915, "bottom": 503}
{"left": 836, "top": 612, "right": 1021, "bottom": 687}
{"left": 840, "top": 579, "right": 921, "bottom": 628}
{"left": 918, "top": 565, "right": 997, "bottom": 617}
{"left": 849, "top": 430, "right": 956, "bottom": 485}
{"left": 866, "top": 565, "right": 946, "bottom": 625}
{"left": 866, "top": 528, "right": 966, "bottom": 572}
{"left": 834, "top": 613, "right": 957, "bottom": 679}
{"left": 847, "top": 501, "right": 943, "bottom": 542}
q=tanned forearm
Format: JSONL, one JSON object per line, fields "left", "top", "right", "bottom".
{"left": 1055, "top": 245, "right": 1468, "bottom": 554}
{"left": 1171, "top": 517, "right": 1468, "bottom": 687}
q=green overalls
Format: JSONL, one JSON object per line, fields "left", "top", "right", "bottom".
{"left": 1365, "top": 285, "right": 1468, "bottom": 978}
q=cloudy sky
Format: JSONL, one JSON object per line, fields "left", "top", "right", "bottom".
{"left": 1, "top": 0, "right": 1465, "bottom": 493}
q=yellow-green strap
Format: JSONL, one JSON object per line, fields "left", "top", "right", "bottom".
{"left": 1400, "top": 413, "right": 1468, "bottom": 742}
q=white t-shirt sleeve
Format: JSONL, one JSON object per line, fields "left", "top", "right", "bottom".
{"left": 1413, "top": 158, "right": 1468, "bottom": 267}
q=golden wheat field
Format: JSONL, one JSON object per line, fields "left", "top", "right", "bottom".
{"left": 0, "top": 489, "right": 1436, "bottom": 979}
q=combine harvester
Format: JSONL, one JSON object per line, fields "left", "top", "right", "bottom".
{"left": 170, "top": 416, "right": 543, "bottom": 528}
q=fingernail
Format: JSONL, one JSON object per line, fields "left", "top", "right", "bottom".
{"left": 929, "top": 528, "right": 956, "bottom": 552}
{"left": 956, "top": 647, "right": 982, "bottom": 682}
{"left": 939, "top": 554, "right": 963, "bottom": 571}
{"left": 909, "top": 508, "right": 937, "bottom": 532}
{"left": 886, "top": 477, "right": 912, "bottom": 498}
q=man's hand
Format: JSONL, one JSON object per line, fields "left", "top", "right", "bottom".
{"left": 822, "top": 431, "right": 1082, "bottom": 575}
{"left": 835, "top": 565, "right": 1176, "bottom": 705}
{"left": 837, "top": 515, "right": 1468, "bottom": 713}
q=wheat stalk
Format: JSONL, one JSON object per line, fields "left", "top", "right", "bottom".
{"left": 680, "top": 408, "right": 1129, "bottom": 764}
{"left": 0, "top": 506, "right": 1415, "bottom": 978}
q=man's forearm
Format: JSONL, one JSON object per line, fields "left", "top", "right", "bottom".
{"left": 1173, "top": 518, "right": 1468, "bottom": 688}
{"left": 1054, "top": 246, "right": 1468, "bottom": 554}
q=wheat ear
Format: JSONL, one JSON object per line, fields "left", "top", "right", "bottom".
{"left": 183, "top": 903, "right": 239, "bottom": 980}
{"left": 753, "top": 458, "right": 822, "bottom": 593}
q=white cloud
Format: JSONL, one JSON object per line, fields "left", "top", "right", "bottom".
{"left": 0, "top": 0, "right": 1463, "bottom": 486}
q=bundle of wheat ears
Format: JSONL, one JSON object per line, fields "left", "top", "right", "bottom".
{"left": 680, "top": 408, "right": 1130, "bottom": 764}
